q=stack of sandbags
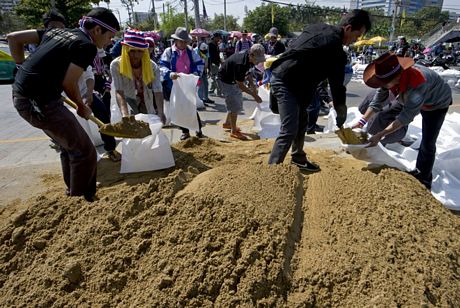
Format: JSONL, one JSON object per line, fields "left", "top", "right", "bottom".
{"left": 351, "top": 63, "right": 367, "bottom": 83}
{"left": 437, "top": 68, "right": 460, "bottom": 93}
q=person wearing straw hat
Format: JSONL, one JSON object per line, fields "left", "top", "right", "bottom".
{"left": 9, "top": 7, "right": 120, "bottom": 202}
{"left": 358, "top": 52, "right": 452, "bottom": 189}
{"left": 268, "top": 9, "right": 371, "bottom": 171}
{"left": 160, "top": 27, "right": 205, "bottom": 140}
{"left": 110, "top": 29, "right": 166, "bottom": 124}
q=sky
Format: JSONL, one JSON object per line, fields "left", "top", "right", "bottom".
{"left": 104, "top": 0, "right": 460, "bottom": 25}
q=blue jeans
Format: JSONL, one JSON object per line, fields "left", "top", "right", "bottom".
{"left": 306, "top": 94, "right": 320, "bottom": 132}
{"left": 268, "top": 79, "right": 313, "bottom": 164}
{"left": 198, "top": 73, "right": 209, "bottom": 101}
{"left": 415, "top": 107, "right": 448, "bottom": 189}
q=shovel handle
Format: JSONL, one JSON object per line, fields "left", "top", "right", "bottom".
{"left": 62, "top": 96, "right": 105, "bottom": 128}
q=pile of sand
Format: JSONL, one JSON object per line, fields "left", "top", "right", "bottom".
{"left": 0, "top": 139, "right": 459, "bottom": 307}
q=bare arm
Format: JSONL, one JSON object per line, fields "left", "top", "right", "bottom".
{"left": 6, "top": 30, "right": 40, "bottom": 64}
{"left": 367, "top": 119, "right": 404, "bottom": 147}
{"left": 62, "top": 63, "right": 92, "bottom": 119}
{"left": 115, "top": 90, "right": 130, "bottom": 117}
{"left": 237, "top": 80, "right": 262, "bottom": 103}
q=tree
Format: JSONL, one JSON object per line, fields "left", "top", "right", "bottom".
{"left": 204, "top": 14, "right": 239, "bottom": 31}
{"left": 243, "top": 4, "right": 289, "bottom": 36}
{"left": 0, "top": 11, "right": 26, "bottom": 34}
{"left": 15, "top": 0, "right": 99, "bottom": 28}
{"left": 159, "top": 10, "right": 194, "bottom": 38}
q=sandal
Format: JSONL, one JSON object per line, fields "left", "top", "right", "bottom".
{"left": 222, "top": 123, "right": 241, "bottom": 132}
{"left": 107, "top": 150, "right": 121, "bottom": 162}
{"left": 230, "top": 131, "right": 248, "bottom": 140}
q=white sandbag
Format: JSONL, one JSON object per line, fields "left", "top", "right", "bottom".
{"left": 110, "top": 100, "right": 123, "bottom": 124}
{"left": 324, "top": 106, "right": 362, "bottom": 133}
{"left": 170, "top": 73, "right": 200, "bottom": 131}
{"left": 120, "top": 114, "right": 175, "bottom": 173}
{"left": 344, "top": 143, "right": 412, "bottom": 171}
{"left": 67, "top": 105, "right": 104, "bottom": 147}
{"left": 258, "top": 85, "right": 270, "bottom": 103}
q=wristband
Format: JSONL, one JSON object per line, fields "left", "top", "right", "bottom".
{"left": 358, "top": 118, "right": 367, "bottom": 127}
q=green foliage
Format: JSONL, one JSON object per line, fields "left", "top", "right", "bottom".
{"left": 243, "top": 4, "right": 289, "bottom": 35}
{"left": 15, "top": 0, "right": 99, "bottom": 28}
{"left": 204, "top": 14, "right": 239, "bottom": 31}
{"left": 159, "top": 10, "right": 194, "bottom": 38}
{"left": 0, "top": 11, "right": 26, "bottom": 34}
{"left": 398, "top": 7, "right": 449, "bottom": 39}
{"left": 286, "top": 4, "right": 343, "bottom": 32}
{"left": 365, "top": 8, "right": 391, "bottom": 38}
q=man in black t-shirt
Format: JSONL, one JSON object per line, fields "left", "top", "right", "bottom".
{"left": 8, "top": 7, "right": 120, "bottom": 201}
{"left": 217, "top": 44, "right": 265, "bottom": 140}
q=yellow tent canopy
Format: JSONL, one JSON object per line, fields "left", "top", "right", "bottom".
{"left": 369, "top": 36, "right": 387, "bottom": 43}
{"left": 353, "top": 39, "right": 374, "bottom": 47}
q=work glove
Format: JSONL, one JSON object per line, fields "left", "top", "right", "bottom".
{"left": 335, "top": 104, "right": 347, "bottom": 128}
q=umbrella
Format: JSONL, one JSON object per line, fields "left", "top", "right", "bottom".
{"left": 230, "top": 31, "right": 242, "bottom": 38}
{"left": 144, "top": 31, "right": 161, "bottom": 41}
{"left": 213, "top": 29, "right": 230, "bottom": 37}
{"left": 369, "top": 36, "right": 387, "bottom": 43}
{"left": 190, "top": 28, "right": 210, "bottom": 38}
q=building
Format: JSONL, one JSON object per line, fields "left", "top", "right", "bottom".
{"left": 349, "top": 0, "right": 444, "bottom": 16}
{"left": 0, "top": 0, "right": 19, "bottom": 12}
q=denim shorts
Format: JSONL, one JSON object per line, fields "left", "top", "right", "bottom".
{"left": 218, "top": 80, "right": 243, "bottom": 113}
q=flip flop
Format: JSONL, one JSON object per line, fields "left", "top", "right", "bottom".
{"left": 107, "top": 150, "right": 121, "bottom": 162}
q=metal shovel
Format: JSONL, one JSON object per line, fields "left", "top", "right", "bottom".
{"left": 62, "top": 96, "right": 152, "bottom": 139}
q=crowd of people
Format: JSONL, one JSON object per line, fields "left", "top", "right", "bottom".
{"left": 6, "top": 7, "right": 453, "bottom": 201}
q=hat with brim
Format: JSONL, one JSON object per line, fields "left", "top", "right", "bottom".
{"left": 121, "top": 29, "right": 149, "bottom": 49}
{"left": 171, "top": 27, "right": 192, "bottom": 42}
{"left": 363, "top": 52, "right": 414, "bottom": 88}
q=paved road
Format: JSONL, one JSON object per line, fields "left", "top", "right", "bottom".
{"left": 1, "top": 82, "right": 459, "bottom": 169}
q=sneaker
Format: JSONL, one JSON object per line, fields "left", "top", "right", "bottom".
{"left": 180, "top": 133, "right": 191, "bottom": 140}
{"left": 230, "top": 131, "right": 248, "bottom": 140}
{"left": 291, "top": 160, "right": 320, "bottom": 172}
{"left": 306, "top": 130, "right": 316, "bottom": 135}
{"left": 205, "top": 99, "right": 215, "bottom": 104}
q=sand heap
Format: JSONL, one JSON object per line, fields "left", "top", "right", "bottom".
{"left": 0, "top": 139, "right": 459, "bottom": 307}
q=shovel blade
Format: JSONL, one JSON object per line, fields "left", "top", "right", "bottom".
{"left": 336, "top": 127, "right": 367, "bottom": 145}
{"left": 99, "top": 117, "right": 152, "bottom": 139}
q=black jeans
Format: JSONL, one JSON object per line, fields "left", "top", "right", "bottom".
{"left": 306, "top": 94, "right": 320, "bottom": 132}
{"left": 90, "top": 93, "right": 116, "bottom": 152}
{"left": 415, "top": 107, "right": 448, "bottom": 189}
{"left": 13, "top": 96, "right": 97, "bottom": 199}
{"left": 268, "top": 79, "right": 312, "bottom": 164}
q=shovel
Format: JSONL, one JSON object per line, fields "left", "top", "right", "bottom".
{"left": 62, "top": 96, "right": 152, "bottom": 139}
{"left": 336, "top": 127, "right": 368, "bottom": 145}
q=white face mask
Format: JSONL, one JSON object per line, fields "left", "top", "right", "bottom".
{"left": 97, "top": 48, "right": 106, "bottom": 58}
